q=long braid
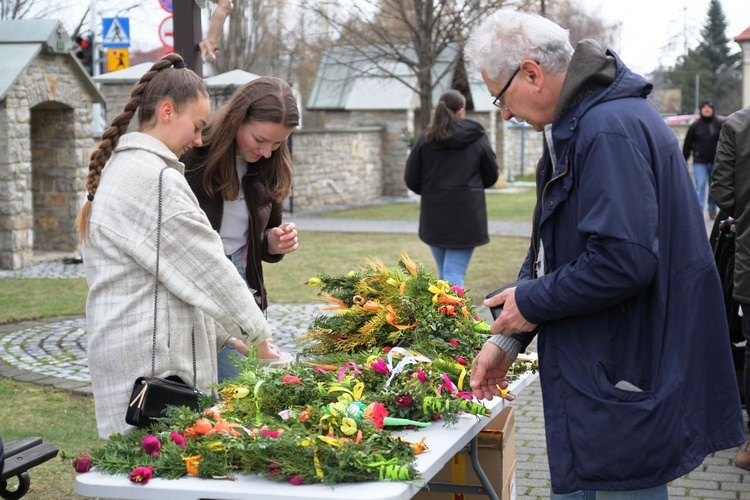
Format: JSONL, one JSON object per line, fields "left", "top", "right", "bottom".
{"left": 76, "top": 54, "right": 187, "bottom": 240}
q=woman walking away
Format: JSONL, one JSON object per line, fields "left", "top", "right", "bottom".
{"left": 404, "top": 90, "right": 499, "bottom": 287}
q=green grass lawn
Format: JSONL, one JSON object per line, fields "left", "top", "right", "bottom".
{"left": 0, "top": 186, "right": 536, "bottom": 498}
{"left": 320, "top": 184, "right": 536, "bottom": 222}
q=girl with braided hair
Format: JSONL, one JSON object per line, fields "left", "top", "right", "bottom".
{"left": 76, "top": 54, "right": 288, "bottom": 439}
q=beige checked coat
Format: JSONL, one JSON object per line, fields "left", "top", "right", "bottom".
{"left": 83, "top": 133, "right": 271, "bottom": 439}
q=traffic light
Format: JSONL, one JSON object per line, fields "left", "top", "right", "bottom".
{"left": 74, "top": 35, "right": 93, "bottom": 75}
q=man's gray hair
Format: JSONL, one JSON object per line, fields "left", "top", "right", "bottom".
{"left": 465, "top": 10, "right": 574, "bottom": 82}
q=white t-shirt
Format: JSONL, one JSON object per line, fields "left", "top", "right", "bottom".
{"left": 220, "top": 157, "right": 250, "bottom": 255}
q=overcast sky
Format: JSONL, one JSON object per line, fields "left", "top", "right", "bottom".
{"left": 54, "top": 0, "right": 749, "bottom": 75}
{"left": 578, "top": 0, "right": 748, "bottom": 75}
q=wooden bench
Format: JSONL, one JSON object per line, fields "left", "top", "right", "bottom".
{"left": 1, "top": 437, "right": 59, "bottom": 500}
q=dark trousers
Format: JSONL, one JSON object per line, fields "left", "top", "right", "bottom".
{"left": 742, "top": 303, "right": 750, "bottom": 429}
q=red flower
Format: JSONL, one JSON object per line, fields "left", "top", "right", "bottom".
{"left": 448, "top": 339, "right": 460, "bottom": 347}
{"left": 289, "top": 475, "right": 305, "bottom": 485}
{"left": 73, "top": 454, "right": 92, "bottom": 473}
{"left": 141, "top": 435, "right": 161, "bottom": 457}
{"left": 170, "top": 431, "right": 186, "bottom": 448}
{"left": 396, "top": 393, "right": 414, "bottom": 407}
{"left": 363, "top": 402, "right": 389, "bottom": 429}
{"left": 282, "top": 375, "right": 303, "bottom": 385}
{"left": 383, "top": 346, "right": 392, "bottom": 353}
{"left": 129, "top": 466, "right": 154, "bottom": 484}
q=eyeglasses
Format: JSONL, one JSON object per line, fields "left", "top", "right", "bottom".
{"left": 492, "top": 67, "right": 521, "bottom": 111}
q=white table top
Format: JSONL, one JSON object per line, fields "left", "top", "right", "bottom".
{"left": 76, "top": 371, "right": 538, "bottom": 500}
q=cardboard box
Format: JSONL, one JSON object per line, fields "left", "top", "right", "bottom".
{"left": 415, "top": 406, "right": 517, "bottom": 500}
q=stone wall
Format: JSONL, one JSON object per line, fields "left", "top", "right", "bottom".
{"left": 0, "top": 53, "right": 96, "bottom": 269}
{"left": 305, "top": 110, "right": 412, "bottom": 197}
{"left": 290, "top": 127, "right": 383, "bottom": 211}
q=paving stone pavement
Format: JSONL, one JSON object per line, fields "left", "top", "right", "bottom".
{"left": 0, "top": 208, "right": 746, "bottom": 499}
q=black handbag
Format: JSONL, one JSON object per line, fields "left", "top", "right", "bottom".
{"left": 125, "top": 167, "right": 205, "bottom": 427}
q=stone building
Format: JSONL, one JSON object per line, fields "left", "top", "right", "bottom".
{"left": 0, "top": 20, "right": 104, "bottom": 270}
{"left": 304, "top": 43, "right": 503, "bottom": 200}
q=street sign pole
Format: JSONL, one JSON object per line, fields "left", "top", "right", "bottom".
{"left": 173, "top": 1, "right": 202, "bottom": 77}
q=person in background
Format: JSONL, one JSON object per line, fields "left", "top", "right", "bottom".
{"left": 465, "top": 9, "right": 744, "bottom": 498}
{"left": 404, "top": 89, "right": 499, "bottom": 287}
{"left": 683, "top": 100, "right": 723, "bottom": 219}
{"left": 76, "top": 54, "right": 287, "bottom": 439}
{"left": 711, "top": 104, "right": 750, "bottom": 470}
{"left": 183, "top": 77, "right": 298, "bottom": 382}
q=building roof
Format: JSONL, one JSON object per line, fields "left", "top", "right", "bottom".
{"left": 94, "top": 65, "right": 261, "bottom": 90}
{"left": 0, "top": 19, "right": 104, "bottom": 103}
{"left": 735, "top": 26, "right": 750, "bottom": 43}
{"left": 204, "top": 69, "right": 261, "bottom": 88}
{"left": 306, "top": 42, "right": 494, "bottom": 112}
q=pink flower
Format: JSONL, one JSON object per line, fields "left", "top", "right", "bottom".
{"left": 129, "top": 466, "right": 154, "bottom": 484}
{"left": 261, "top": 428, "right": 281, "bottom": 439}
{"left": 289, "top": 475, "right": 305, "bottom": 485}
{"left": 141, "top": 435, "right": 161, "bottom": 457}
{"left": 448, "top": 339, "right": 460, "bottom": 347}
{"left": 371, "top": 358, "right": 390, "bottom": 375}
{"left": 314, "top": 366, "right": 329, "bottom": 374}
{"left": 457, "top": 391, "right": 474, "bottom": 401}
{"left": 282, "top": 375, "right": 303, "bottom": 385}
{"left": 268, "top": 465, "right": 282, "bottom": 476}
{"left": 73, "top": 454, "right": 92, "bottom": 473}
{"left": 456, "top": 356, "right": 467, "bottom": 366}
{"left": 451, "top": 285, "right": 464, "bottom": 296}
{"left": 170, "top": 431, "right": 186, "bottom": 448}
{"left": 396, "top": 393, "right": 414, "bottom": 407}
{"left": 413, "top": 370, "right": 427, "bottom": 384}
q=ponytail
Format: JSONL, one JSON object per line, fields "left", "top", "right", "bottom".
{"left": 424, "top": 90, "right": 466, "bottom": 146}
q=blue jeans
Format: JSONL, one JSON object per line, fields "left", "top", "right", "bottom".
{"left": 550, "top": 484, "right": 668, "bottom": 500}
{"left": 693, "top": 162, "right": 716, "bottom": 214}
{"left": 217, "top": 249, "right": 253, "bottom": 383}
{"left": 429, "top": 246, "right": 474, "bottom": 287}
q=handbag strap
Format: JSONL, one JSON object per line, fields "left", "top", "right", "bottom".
{"left": 150, "top": 167, "right": 198, "bottom": 387}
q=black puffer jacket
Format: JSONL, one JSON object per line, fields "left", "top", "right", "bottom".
{"left": 404, "top": 119, "right": 499, "bottom": 248}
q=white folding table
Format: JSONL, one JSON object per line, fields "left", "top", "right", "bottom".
{"left": 76, "top": 371, "right": 538, "bottom": 500}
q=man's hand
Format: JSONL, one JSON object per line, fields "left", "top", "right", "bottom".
{"left": 470, "top": 342, "right": 514, "bottom": 401}
{"left": 483, "top": 286, "right": 537, "bottom": 335}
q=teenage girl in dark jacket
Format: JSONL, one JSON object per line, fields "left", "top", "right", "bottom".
{"left": 183, "top": 77, "right": 299, "bottom": 380}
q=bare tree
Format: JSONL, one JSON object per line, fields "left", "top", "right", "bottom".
{"left": 1, "top": 0, "right": 71, "bottom": 21}
{"left": 305, "top": 0, "right": 620, "bottom": 130}
{"left": 305, "top": 0, "right": 507, "bottom": 130}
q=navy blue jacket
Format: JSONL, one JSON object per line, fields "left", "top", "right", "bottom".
{"left": 512, "top": 46, "right": 744, "bottom": 492}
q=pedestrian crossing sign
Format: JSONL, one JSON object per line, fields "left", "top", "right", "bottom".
{"left": 102, "top": 17, "right": 130, "bottom": 48}
{"left": 107, "top": 48, "right": 130, "bottom": 72}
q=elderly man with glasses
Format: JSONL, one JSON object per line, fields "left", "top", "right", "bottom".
{"left": 465, "top": 9, "right": 744, "bottom": 500}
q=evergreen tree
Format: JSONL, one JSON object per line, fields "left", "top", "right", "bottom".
{"left": 664, "top": 0, "right": 741, "bottom": 114}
